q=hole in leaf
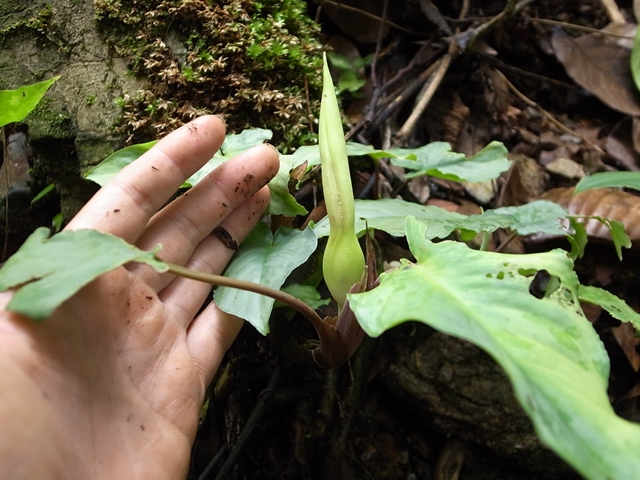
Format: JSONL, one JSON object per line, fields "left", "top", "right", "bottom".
{"left": 529, "top": 270, "right": 551, "bottom": 299}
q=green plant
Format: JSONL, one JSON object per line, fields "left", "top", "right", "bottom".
{"left": 0, "top": 5, "right": 67, "bottom": 52}
{"left": 93, "top": 0, "right": 323, "bottom": 149}
{"left": 327, "top": 51, "right": 373, "bottom": 96}
{"left": 0, "top": 77, "right": 59, "bottom": 127}
{"left": 318, "top": 53, "right": 364, "bottom": 310}
{"left": 4, "top": 65, "right": 640, "bottom": 480}
{"left": 575, "top": 170, "right": 640, "bottom": 193}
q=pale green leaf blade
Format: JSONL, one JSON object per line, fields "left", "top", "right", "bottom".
{"left": 0, "top": 76, "right": 60, "bottom": 127}
{"left": 85, "top": 129, "right": 271, "bottom": 188}
{"left": 575, "top": 171, "right": 640, "bottom": 193}
{"left": 288, "top": 142, "right": 379, "bottom": 168}
{"left": 214, "top": 224, "right": 317, "bottom": 335}
{"left": 186, "top": 129, "right": 306, "bottom": 215}
{"left": 220, "top": 128, "right": 272, "bottom": 157}
{"left": 84, "top": 127, "right": 306, "bottom": 215}
{"left": 266, "top": 154, "right": 308, "bottom": 216}
{"left": 568, "top": 217, "right": 588, "bottom": 260}
{"left": 0, "top": 228, "right": 167, "bottom": 320}
{"left": 31, "top": 183, "right": 56, "bottom": 204}
{"left": 389, "top": 141, "right": 511, "bottom": 182}
{"left": 313, "top": 198, "right": 468, "bottom": 238}
{"left": 389, "top": 141, "right": 461, "bottom": 170}
{"left": 346, "top": 141, "right": 391, "bottom": 159}
{"left": 580, "top": 285, "right": 640, "bottom": 330}
{"left": 289, "top": 145, "right": 322, "bottom": 168}
{"left": 608, "top": 219, "right": 632, "bottom": 260}
{"left": 84, "top": 141, "right": 158, "bottom": 186}
{"left": 349, "top": 217, "right": 640, "bottom": 480}
{"left": 292, "top": 141, "right": 511, "bottom": 184}
{"left": 182, "top": 129, "right": 273, "bottom": 187}
{"left": 313, "top": 199, "right": 567, "bottom": 239}
{"left": 279, "top": 284, "right": 330, "bottom": 310}
{"left": 467, "top": 201, "right": 567, "bottom": 235}
{"left": 182, "top": 157, "right": 226, "bottom": 187}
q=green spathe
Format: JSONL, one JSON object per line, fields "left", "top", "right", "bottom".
{"left": 319, "top": 53, "right": 364, "bottom": 309}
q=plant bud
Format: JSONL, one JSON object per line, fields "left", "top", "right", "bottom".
{"left": 319, "top": 52, "right": 365, "bottom": 310}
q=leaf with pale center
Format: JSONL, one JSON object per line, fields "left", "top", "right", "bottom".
{"left": 389, "top": 140, "right": 511, "bottom": 182}
{"left": 295, "top": 141, "right": 511, "bottom": 183}
{"left": 348, "top": 216, "right": 640, "bottom": 480}
{"left": 313, "top": 198, "right": 567, "bottom": 239}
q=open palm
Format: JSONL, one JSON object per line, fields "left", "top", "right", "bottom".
{"left": 0, "top": 116, "right": 279, "bottom": 479}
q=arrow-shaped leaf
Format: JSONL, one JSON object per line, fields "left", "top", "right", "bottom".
{"left": 214, "top": 224, "right": 317, "bottom": 335}
{"left": 349, "top": 216, "right": 640, "bottom": 480}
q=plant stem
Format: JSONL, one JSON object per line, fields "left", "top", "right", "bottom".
{"left": 165, "top": 262, "right": 325, "bottom": 328}
{"left": 479, "top": 231, "right": 491, "bottom": 251}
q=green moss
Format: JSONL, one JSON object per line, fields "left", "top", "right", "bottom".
{"left": 25, "top": 98, "right": 74, "bottom": 139}
{"left": 94, "top": 0, "right": 323, "bottom": 150}
{"left": 0, "top": 4, "right": 67, "bottom": 53}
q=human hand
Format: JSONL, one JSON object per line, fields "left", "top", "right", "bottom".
{"left": 0, "top": 116, "right": 279, "bottom": 479}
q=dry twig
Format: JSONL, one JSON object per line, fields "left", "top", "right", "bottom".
{"left": 394, "top": 40, "right": 459, "bottom": 146}
{"left": 600, "top": 0, "right": 626, "bottom": 24}
{"left": 496, "top": 70, "right": 606, "bottom": 155}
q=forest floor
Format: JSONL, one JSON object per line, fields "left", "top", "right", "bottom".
{"left": 190, "top": 1, "right": 640, "bottom": 479}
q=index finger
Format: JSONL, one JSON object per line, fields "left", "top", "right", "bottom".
{"left": 65, "top": 116, "right": 226, "bottom": 243}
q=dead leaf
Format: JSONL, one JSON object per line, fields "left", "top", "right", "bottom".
{"left": 425, "top": 92, "right": 470, "bottom": 148}
{"left": 621, "top": 380, "right": 640, "bottom": 400}
{"left": 541, "top": 187, "right": 640, "bottom": 242}
{"left": 580, "top": 301, "right": 603, "bottom": 323}
{"left": 498, "top": 154, "right": 546, "bottom": 207}
{"left": 485, "top": 67, "right": 512, "bottom": 116}
{"left": 605, "top": 117, "right": 640, "bottom": 171}
{"left": 551, "top": 29, "right": 640, "bottom": 116}
{"left": 408, "top": 175, "right": 431, "bottom": 204}
{"left": 601, "top": 22, "right": 637, "bottom": 50}
{"left": 435, "top": 439, "right": 465, "bottom": 480}
{"left": 613, "top": 322, "right": 640, "bottom": 372}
